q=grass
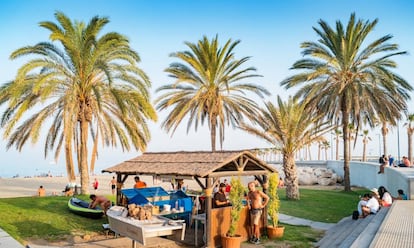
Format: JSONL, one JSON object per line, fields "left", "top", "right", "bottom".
{"left": 278, "top": 187, "right": 367, "bottom": 223}
{"left": 0, "top": 194, "right": 115, "bottom": 243}
{"left": 259, "top": 224, "right": 325, "bottom": 248}
{"left": 0, "top": 188, "right": 368, "bottom": 246}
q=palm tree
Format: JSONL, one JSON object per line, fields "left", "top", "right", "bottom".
{"left": 333, "top": 129, "right": 342, "bottom": 160}
{"left": 348, "top": 124, "right": 356, "bottom": 161}
{"left": 281, "top": 13, "right": 412, "bottom": 191}
{"left": 361, "top": 130, "right": 371, "bottom": 162}
{"left": 240, "top": 96, "right": 331, "bottom": 200}
{"left": 381, "top": 121, "right": 389, "bottom": 157}
{"left": 0, "top": 12, "right": 157, "bottom": 193}
{"left": 405, "top": 114, "right": 414, "bottom": 162}
{"left": 322, "top": 140, "right": 330, "bottom": 160}
{"left": 155, "top": 35, "right": 269, "bottom": 151}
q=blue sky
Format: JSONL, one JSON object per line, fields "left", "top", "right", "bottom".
{"left": 0, "top": 0, "right": 413, "bottom": 177}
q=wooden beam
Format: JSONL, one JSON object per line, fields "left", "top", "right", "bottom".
{"left": 194, "top": 177, "right": 206, "bottom": 190}
{"left": 208, "top": 170, "right": 269, "bottom": 178}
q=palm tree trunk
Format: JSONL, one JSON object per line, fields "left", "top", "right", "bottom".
{"left": 342, "top": 111, "right": 351, "bottom": 191}
{"left": 382, "top": 122, "right": 388, "bottom": 157}
{"left": 318, "top": 144, "right": 321, "bottom": 160}
{"left": 362, "top": 139, "right": 367, "bottom": 162}
{"left": 335, "top": 136, "right": 339, "bottom": 160}
{"left": 283, "top": 152, "right": 299, "bottom": 200}
{"left": 408, "top": 126, "right": 413, "bottom": 163}
{"left": 210, "top": 117, "right": 216, "bottom": 152}
{"left": 79, "top": 119, "right": 90, "bottom": 194}
{"left": 65, "top": 140, "right": 76, "bottom": 182}
{"left": 90, "top": 128, "right": 99, "bottom": 173}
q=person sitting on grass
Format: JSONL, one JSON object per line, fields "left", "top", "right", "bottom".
{"left": 89, "top": 194, "right": 111, "bottom": 214}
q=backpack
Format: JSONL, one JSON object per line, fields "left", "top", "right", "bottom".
{"left": 352, "top": 210, "right": 359, "bottom": 220}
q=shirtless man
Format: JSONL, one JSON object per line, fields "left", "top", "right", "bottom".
{"left": 109, "top": 176, "right": 117, "bottom": 195}
{"left": 89, "top": 194, "right": 111, "bottom": 214}
{"left": 247, "top": 181, "right": 269, "bottom": 244}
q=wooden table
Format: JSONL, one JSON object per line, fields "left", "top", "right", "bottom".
{"left": 107, "top": 206, "right": 186, "bottom": 247}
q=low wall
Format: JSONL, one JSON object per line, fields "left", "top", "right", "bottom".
{"left": 326, "top": 160, "right": 414, "bottom": 200}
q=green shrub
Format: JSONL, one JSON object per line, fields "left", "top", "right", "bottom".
{"left": 267, "top": 173, "right": 280, "bottom": 227}
{"left": 228, "top": 176, "right": 245, "bottom": 237}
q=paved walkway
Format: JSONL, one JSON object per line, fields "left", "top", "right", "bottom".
{"left": 0, "top": 228, "right": 25, "bottom": 248}
{"left": 0, "top": 213, "right": 334, "bottom": 248}
{"left": 369, "top": 200, "right": 414, "bottom": 248}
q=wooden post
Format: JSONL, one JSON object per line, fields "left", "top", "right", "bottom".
{"left": 205, "top": 177, "right": 213, "bottom": 248}
{"left": 262, "top": 175, "right": 269, "bottom": 234}
{"left": 116, "top": 173, "right": 122, "bottom": 205}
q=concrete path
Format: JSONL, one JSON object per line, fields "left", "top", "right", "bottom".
{"left": 279, "top": 213, "right": 335, "bottom": 230}
{"left": 0, "top": 228, "right": 25, "bottom": 248}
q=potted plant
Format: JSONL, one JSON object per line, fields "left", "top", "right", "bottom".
{"left": 267, "top": 173, "right": 284, "bottom": 238}
{"left": 221, "top": 176, "right": 245, "bottom": 248}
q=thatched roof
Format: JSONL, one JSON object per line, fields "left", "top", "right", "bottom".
{"left": 102, "top": 150, "right": 277, "bottom": 178}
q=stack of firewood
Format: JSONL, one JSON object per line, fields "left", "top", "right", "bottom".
{"left": 128, "top": 203, "right": 153, "bottom": 220}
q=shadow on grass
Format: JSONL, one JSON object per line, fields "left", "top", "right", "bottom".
{"left": 14, "top": 220, "right": 68, "bottom": 240}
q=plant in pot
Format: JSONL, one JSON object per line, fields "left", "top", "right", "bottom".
{"left": 267, "top": 172, "right": 284, "bottom": 238}
{"left": 221, "top": 176, "right": 245, "bottom": 248}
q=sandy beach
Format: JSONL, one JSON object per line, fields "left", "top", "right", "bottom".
{"left": 0, "top": 174, "right": 208, "bottom": 198}
{"left": 0, "top": 172, "right": 260, "bottom": 198}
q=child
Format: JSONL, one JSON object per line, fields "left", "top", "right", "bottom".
{"left": 397, "top": 189, "right": 408, "bottom": 200}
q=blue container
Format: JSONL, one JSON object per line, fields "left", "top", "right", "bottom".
{"left": 121, "top": 187, "right": 170, "bottom": 205}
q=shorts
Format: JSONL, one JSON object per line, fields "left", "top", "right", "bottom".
{"left": 111, "top": 185, "right": 116, "bottom": 190}
{"left": 250, "top": 208, "right": 262, "bottom": 225}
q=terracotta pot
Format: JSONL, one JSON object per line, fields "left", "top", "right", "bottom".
{"left": 221, "top": 234, "right": 242, "bottom": 248}
{"left": 267, "top": 225, "right": 285, "bottom": 239}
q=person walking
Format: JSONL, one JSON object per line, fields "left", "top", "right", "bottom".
{"left": 109, "top": 176, "right": 116, "bottom": 195}
{"left": 247, "top": 181, "right": 269, "bottom": 244}
{"left": 92, "top": 178, "right": 99, "bottom": 193}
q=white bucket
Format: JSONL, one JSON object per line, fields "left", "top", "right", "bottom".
{"left": 163, "top": 204, "right": 171, "bottom": 212}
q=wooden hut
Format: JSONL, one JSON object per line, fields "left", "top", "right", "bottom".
{"left": 102, "top": 150, "right": 277, "bottom": 248}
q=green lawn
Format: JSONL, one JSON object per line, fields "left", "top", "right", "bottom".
{"left": 0, "top": 188, "right": 367, "bottom": 246}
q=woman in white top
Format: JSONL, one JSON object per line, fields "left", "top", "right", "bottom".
{"left": 378, "top": 186, "right": 393, "bottom": 207}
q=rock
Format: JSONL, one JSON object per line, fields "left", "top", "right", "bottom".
{"left": 318, "top": 177, "right": 335, "bottom": 186}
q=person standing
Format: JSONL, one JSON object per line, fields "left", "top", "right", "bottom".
{"left": 92, "top": 178, "right": 99, "bottom": 193}
{"left": 388, "top": 155, "right": 395, "bottom": 167}
{"left": 37, "top": 185, "right": 46, "bottom": 197}
{"left": 109, "top": 176, "right": 117, "bottom": 195}
{"left": 213, "top": 183, "right": 230, "bottom": 208}
{"left": 247, "top": 181, "right": 269, "bottom": 244}
{"left": 134, "top": 176, "right": 147, "bottom": 188}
